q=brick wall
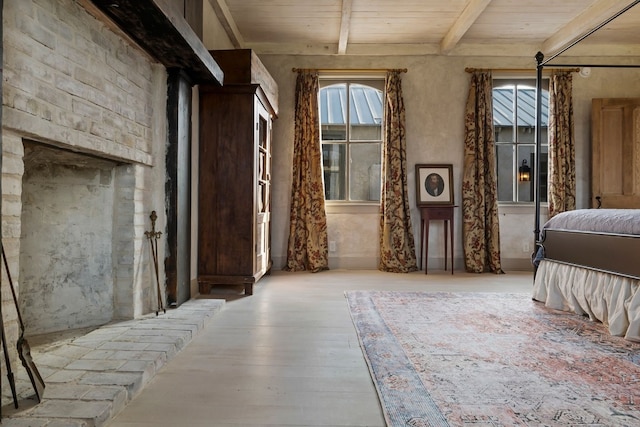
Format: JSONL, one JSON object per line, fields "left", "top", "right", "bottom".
{"left": 3, "top": 0, "right": 159, "bottom": 163}
{"left": 1, "top": 0, "right": 169, "bottom": 395}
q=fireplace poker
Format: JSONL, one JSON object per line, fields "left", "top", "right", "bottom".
{"left": 1, "top": 244, "right": 46, "bottom": 403}
{"left": 145, "top": 211, "right": 165, "bottom": 315}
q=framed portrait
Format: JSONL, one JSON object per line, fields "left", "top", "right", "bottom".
{"left": 415, "top": 164, "right": 454, "bottom": 205}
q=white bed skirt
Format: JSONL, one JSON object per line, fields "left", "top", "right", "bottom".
{"left": 532, "top": 260, "right": 640, "bottom": 341}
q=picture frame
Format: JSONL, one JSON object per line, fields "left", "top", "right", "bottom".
{"left": 415, "top": 164, "right": 454, "bottom": 205}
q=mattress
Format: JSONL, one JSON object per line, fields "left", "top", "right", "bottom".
{"left": 541, "top": 209, "right": 640, "bottom": 235}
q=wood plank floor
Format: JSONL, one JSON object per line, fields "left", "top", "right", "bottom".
{"left": 106, "top": 269, "right": 533, "bottom": 427}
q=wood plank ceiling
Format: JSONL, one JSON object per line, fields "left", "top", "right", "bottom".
{"left": 207, "top": 0, "right": 640, "bottom": 58}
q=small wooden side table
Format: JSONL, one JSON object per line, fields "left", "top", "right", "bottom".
{"left": 419, "top": 205, "right": 457, "bottom": 274}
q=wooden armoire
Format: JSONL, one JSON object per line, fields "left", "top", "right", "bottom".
{"left": 198, "top": 49, "right": 278, "bottom": 295}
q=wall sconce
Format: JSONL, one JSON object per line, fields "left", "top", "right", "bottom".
{"left": 518, "top": 159, "right": 530, "bottom": 182}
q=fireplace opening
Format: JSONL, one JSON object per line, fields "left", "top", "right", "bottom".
{"left": 19, "top": 141, "right": 122, "bottom": 336}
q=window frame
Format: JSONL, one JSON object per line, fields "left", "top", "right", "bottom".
{"left": 492, "top": 77, "right": 550, "bottom": 205}
{"left": 319, "top": 75, "right": 386, "bottom": 205}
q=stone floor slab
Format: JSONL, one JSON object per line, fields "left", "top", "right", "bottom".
{"left": 0, "top": 299, "right": 225, "bottom": 427}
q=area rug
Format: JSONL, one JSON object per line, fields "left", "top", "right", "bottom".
{"left": 345, "top": 291, "right": 640, "bottom": 427}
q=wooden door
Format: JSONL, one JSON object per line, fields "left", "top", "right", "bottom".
{"left": 591, "top": 98, "right": 640, "bottom": 208}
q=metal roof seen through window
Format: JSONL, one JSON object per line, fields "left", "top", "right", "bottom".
{"left": 493, "top": 88, "right": 549, "bottom": 127}
{"left": 320, "top": 85, "right": 383, "bottom": 126}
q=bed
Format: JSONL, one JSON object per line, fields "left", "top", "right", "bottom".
{"left": 532, "top": 209, "right": 640, "bottom": 341}
{"left": 528, "top": 2, "right": 640, "bottom": 341}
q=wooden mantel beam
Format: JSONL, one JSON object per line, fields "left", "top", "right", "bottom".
{"left": 88, "top": 0, "right": 223, "bottom": 85}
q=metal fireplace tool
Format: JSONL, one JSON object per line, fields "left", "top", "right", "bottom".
{"left": 1, "top": 243, "right": 46, "bottom": 410}
{"left": 145, "top": 211, "right": 165, "bottom": 316}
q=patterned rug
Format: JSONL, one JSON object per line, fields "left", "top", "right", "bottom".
{"left": 345, "top": 291, "right": 640, "bottom": 427}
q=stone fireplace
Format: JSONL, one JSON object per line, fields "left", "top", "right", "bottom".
{"left": 20, "top": 142, "right": 124, "bottom": 335}
{"left": 2, "top": 0, "right": 168, "bottom": 340}
{"left": 1, "top": 0, "right": 220, "bottom": 405}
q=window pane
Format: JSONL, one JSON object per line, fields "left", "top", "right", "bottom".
{"left": 493, "top": 86, "right": 514, "bottom": 143}
{"left": 539, "top": 148, "right": 548, "bottom": 203}
{"left": 320, "top": 84, "right": 346, "bottom": 141}
{"left": 516, "top": 86, "right": 536, "bottom": 141}
{"left": 493, "top": 80, "right": 549, "bottom": 203}
{"left": 349, "top": 84, "right": 383, "bottom": 141}
{"left": 322, "top": 144, "right": 346, "bottom": 200}
{"left": 496, "top": 143, "right": 514, "bottom": 202}
{"left": 349, "top": 143, "right": 381, "bottom": 201}
{"left": 320, "top": 79, "right": 385, "bottom": 203}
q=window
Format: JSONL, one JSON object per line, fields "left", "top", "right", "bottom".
{"left": 319, "top": 78, "right": 384, "bottom": 202}
{"left": 493, "top": 79, "right": 549, "bottom": 203}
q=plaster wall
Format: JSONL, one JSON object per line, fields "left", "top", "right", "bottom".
{"left": 258, "top": 54, "right": 640, "bottom": 272}
{"left": 202, "top": 0, "right": 234, "bottom": 51}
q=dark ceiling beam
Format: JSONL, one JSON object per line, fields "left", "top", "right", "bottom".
{"left": 88, "top": 0, "right": 223, "bottom": 85}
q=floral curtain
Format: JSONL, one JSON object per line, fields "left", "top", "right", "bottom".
{"left": 283, "top": 70, "right": 329, "bottom": 272}
{"left": 378, "top": 71, "right": 418, "bottom": 273}
{"left": 462, "top": 71, "right": 503, "bottom": 274}
{"left": 548, "top": 71, "right": 576, "bottom": 218}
